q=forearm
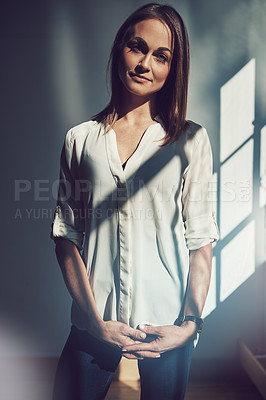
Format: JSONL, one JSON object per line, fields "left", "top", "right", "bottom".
{"left": 183, "top": 242, "right": 213, "bottom": 317}
{"left": 54, "top": 238, "right": 103, "bottom": 334}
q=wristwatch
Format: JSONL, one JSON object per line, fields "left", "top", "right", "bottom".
{"left": 174, "top": 315, "right": 204, "bottom": 333}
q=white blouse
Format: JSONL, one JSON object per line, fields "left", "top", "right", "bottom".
{"left": 50, "top": 119, "right": 219, "bottom": 331}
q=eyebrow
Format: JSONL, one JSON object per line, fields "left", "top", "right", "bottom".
{"left": 130, "top": 36, "right": 173, "bottom": 54}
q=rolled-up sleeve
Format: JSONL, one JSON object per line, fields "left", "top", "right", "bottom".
{"left": 181, "top": 127, "right": 219, "bottom": 250}
{"left": 50, "top": 129, "right": 85, "bottom": 251}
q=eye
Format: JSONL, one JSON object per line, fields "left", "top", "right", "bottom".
{"left": 130, "top": 45, "right": 141, "bottom": 54}
{"left": 155, "top": 53, "right": 168, "bottom": 63}
{"left": 127, "top": 40, "right": 142, "bottom": 54}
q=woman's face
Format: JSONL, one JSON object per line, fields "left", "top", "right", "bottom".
{"left": 119, "top": 18, "right": 173, "bottom": 100}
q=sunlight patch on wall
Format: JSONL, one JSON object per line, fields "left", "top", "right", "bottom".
{"left": 218, "top": 59, "right": 257, "bottom": 304}
{"left": 220, "top": 220, "right": 255, "bottom": 302}
{"left": 0, "top": 319, "right": 37, "bottom": 357}
{"left": 0, "top": 319, "right": 51, "bottom": 398}
{"left": 220, "top": 59, "right": 255, "bottom": 163}
{"left": 50, "top": 4, "right": 87, "bottom": 123}
{"left": 220, "top": 139, "right": 253, "bottom": 239}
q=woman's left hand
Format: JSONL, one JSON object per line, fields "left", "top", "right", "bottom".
{"left": 121, "top": 322, "right": 197, "bottom": 358}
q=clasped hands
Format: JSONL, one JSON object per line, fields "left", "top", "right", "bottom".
{"left": 121, "top": 322, "right": 197, "bottom": 360}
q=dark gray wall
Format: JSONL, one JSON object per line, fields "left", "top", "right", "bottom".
{"left": 1, "top": 0, "right": 265, "bottom": 359}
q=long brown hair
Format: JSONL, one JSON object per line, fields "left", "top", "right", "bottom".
{"left": 93, "top": 3, "right": 190, "bottom": 146}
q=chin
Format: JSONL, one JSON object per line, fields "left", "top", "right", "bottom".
{"left": 125, "top": 83, "right": 155, "bottom": 98}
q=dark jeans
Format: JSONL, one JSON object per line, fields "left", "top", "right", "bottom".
{"left": 53, "top": 325, "right": 193, "bottom": 400}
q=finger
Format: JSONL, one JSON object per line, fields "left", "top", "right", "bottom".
{"left": 122, "top": 342, "right": 159, "bottom": 353}
{"left": 127, "top": 327, "right": 147, "bottom": 341}
{"left": 138, "top": 324, "right": 162, "bottom": 336}
{"left": 123, "top": 338, "right": 145, "bottom": 348}
{"left": 129, "top": 340, "right": 143, "bottom": 344}
{"left": 122, "top": 353, "right": 144, "bottom": 360}
{"left": 139, "top": 351, "right": 161, "bottom": 359}
{"left": 122, "top": 351, "right": 161, "bottom": 360}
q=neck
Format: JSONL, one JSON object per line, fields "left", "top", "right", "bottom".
{"left": 118, "top": 88, "right": 156, "bottom": 125}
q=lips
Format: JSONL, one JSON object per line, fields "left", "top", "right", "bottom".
{"left": 129, "top": 72, "right": 151, "bottom": 82}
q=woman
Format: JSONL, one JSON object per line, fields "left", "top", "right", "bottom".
{"left": 50, "top": 3, "right": 219, "bottom": 400}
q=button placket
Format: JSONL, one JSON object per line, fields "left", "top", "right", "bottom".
{"left": 116, "top": 180, "right": 132, "bottom": 324}
{"left": 104, "top": 130, "right": 134, "bottom": 324}
{"left": 105, "top": 126, "right": 165, "bottom": 325}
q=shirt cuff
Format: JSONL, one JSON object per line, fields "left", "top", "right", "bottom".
{"left": 193, "top": 332, "right": 200, "bottom": 349}
{"left": 184, "top": 213, "right": 219, "bottom": 250}
{"left": 50, "top": 205, "right": 84, "bottom": 251}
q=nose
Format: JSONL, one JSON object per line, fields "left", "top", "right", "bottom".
{"left": 136, "top": 53, "right": 151, "bottom": 72}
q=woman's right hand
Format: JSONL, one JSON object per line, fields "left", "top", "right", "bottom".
{"left": 95, "top": 320, "right": 161, "bottom": 360}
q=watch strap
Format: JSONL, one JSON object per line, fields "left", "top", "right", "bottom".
{"left": 174, "top": 315, "right": 204, "bottom": 333}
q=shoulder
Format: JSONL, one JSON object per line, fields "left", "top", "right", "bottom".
{"left": 184, "top": 120, "right": 209, "bottom": 145}
{"left": 66, "top": 120, "right": 102, "bottom": 144}
{"left": 175, "top": 120, "right": 211, "bottom": 166}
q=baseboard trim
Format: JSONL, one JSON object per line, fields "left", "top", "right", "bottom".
{"left": 239, "top": 340, "right": 266, "bottom": 399}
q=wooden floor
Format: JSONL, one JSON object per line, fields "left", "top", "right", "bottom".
{"left": 106, "top": 379, "right": 264, "bottom": 400}
{"left": 0, "top": 378, "right": 263, "bottom": 400}
{"left": 0, "top": 357, "right": 264, "bottom": 400}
